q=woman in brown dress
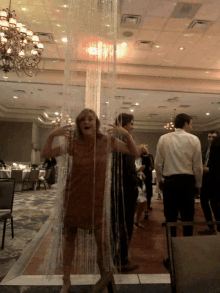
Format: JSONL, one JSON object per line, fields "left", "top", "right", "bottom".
{"left": 42, "top": 108, "right": 142, "bottom": 293}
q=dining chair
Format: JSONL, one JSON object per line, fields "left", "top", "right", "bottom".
{"left": 11, "top": 170, "right": 23, "bottom": 193}
{"left": 22, "top": 169, "right": 40, "bottom": 191}
{"left": 0, "top": 179, "right": 15, "bottom": 249}
{"left": 37, "top": 169, "right": 52, "bottom": 190}
{"left": 166, "top": 221, "right": 220, "bottom": 293}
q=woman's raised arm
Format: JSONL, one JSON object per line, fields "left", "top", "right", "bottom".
{"left": 42, "top": 126, "right": 72, "bottom": 158}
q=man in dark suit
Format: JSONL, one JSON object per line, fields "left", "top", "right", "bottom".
{"left": 206, "top": 133, "right": 220, "bottom": 234}
{"left": 141, "top": 154, "right": 154, "bottom": 210}
{"left": 198, "top": 130, "right": 219, "bottom": 235}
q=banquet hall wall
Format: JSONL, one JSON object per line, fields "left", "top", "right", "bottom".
{"left": 0, "top": 121, "right": 32, "bottom": 164}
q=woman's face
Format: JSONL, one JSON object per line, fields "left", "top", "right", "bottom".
{"left": 79, "top": 112, "right": 96, "bottom": 137}
{"left": 123, "top": 119, "right": 134, "bottom": 134}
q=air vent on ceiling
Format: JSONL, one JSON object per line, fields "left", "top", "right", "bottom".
{"left": 179, "top": 105, "right": 191, "bottom": 108}
{"left": 187, "top": 20, "right": 211, "bottom": 33}
{"left": 35, "top": 32, "right": 54, "bottom": 43}
{"left": 158, "top": 106, "right": 167, "bottom": 108}
{"left": 122, "top": 101, "right": 132, "bottom": 105}
{"left": 148, "top": 114, "right": 158, "bottom": 116}
{"left": 121, "top": 14, "right": 142, "bottom": 29}
{"left": 135, "top": 40, "right": 153, "bottom": 50}
{"left": 14, "top": 90, "right": 26, "bottom": 93}
{"left": 38, "top": 89, "right": 43, "bottom": 91}
{"left": 167, "top": 97, "right": 179, "bottom": 102}
{"left": 115, "top": 96, "right": 125, "bottom": 99}
{"left": 171, "top": 2, "right": 202, "bottom": 19}
{"left": 59, "top": 92, "right": 63, "bottom": 95}
{"left": 120, "top": 107, "right": 130, "bottom": 109}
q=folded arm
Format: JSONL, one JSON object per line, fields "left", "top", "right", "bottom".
{"left": 192, "top": 139, "right": 203, "bottom": 188}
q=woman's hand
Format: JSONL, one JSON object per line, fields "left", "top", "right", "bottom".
{"left": 50, "top": 125, "right": 72, "bottom": 139}
{"left": 107, "top": 123, "right": 129, "bottom": 137}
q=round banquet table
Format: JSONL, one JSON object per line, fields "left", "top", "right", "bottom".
{"left": 0, "top": 169, "right": 46, "bottom": 191}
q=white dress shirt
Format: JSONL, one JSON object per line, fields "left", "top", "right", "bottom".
{"left": 155, "top": 128, "right": 203, "bottom": 188}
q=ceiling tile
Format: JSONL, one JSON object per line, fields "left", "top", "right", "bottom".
{"left": 44, "top": 0, "right": 69, "bottom": 7}
{"left": 13, "top": 0, "right": 44, "bottom": 5}
{"left": 151, "top": 43, "right": 174, "bottom": 53}
{"left": 194, "top": 4, "right": 220, "bottom": 21}
{"left": 45, "top": 7, "right": 68, "bottom": 22}
{"left": 163, "top": 18, "right": 191, "bottom": 32}
{"left": 41, "top": 43, "right": 59, "bottom": 58}
{"left": 141, "top": 16, "right": 168, "bottom": 30}
{"left": 206, "top": 22, "right": 220, "bottom": 35}
{"left": 29, "top": 20, "right": 52, "bottom": 34}
{"left": 136, "top": 30, "right": 160, "bottom": 42}
{"left": 147, "top": 51, "right": 167, "bottom": 60}
{"left": 19, "top": 5, "right": 48, "bottom": 21}
{"left": 176, "top": 33, "right": 203, "bottom": 44}
{"left": 146, "top": 0, "right": 177, "bottom": 18}
{"left": 50, "top": 22, "right": 67, "bottom": 34}
{"left": 145, "top": 59, "right": 162, "bottom": 65}
{"left": 121, "top": 0, "right": 150, "bottom": 15}
{"left": 156, "top": 31, "right": 182, "bottom": 43}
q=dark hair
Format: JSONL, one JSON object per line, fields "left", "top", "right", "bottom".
{"left": 209, "top": 130, "right": 219, "bottom": 135}
{"left": 75, "top": 108, "right": 102, "bottom": 138}
{"left": 115, "top": 113, "right": 134, "bottom": 127}
{"left": 174, "top": 113, "right": 192, "bottom": 129}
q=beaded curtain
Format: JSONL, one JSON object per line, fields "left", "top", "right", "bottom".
{"left": 43, "top": 0, "right": 122, "bottom": 279}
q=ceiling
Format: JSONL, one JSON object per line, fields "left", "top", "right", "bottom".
{"left": 1, "top": 0, "right": 220, "bottom": 132}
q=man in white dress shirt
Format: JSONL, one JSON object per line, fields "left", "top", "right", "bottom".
{"left": 155, "top": 113, "right": 203, "bottom": 238}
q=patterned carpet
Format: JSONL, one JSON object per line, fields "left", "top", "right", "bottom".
{"left": 0, "top": 185, "right": 57, "bottom": 280}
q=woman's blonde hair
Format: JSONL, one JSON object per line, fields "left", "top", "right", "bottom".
{"left": 75, "top": 108, "right": 102, "bottom": 139}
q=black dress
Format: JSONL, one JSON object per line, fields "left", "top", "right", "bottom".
{"left": 111, "top": 134, "right": 139, "bottom": 266}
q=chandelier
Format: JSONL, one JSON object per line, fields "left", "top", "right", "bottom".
{"left": 0, "top": 0, "right": 44, "bottom": 78}
{"left": 164, "top": 109, "right": 176, "bottom": 131}
{"left": 52, "top": 115, "right": 75, "bottom": 126}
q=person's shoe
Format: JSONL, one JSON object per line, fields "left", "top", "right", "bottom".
{"left": 119, "top": 261, "right": 139, "bottom": 272}
{"left": 198, "top": 226, "right": 216, "bottom": 235}
{"left": 163, "top": 258, "right": 170, "bottom": 269}
{"left": 147, "top": 206, "right": 153, "bottom": 210}
{"left": 144, "top": 212, "right": 148, "bottom": 220}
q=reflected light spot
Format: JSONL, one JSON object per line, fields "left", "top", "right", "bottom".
{"left": 121, "top": 42, "right": 127, "bottom": 47}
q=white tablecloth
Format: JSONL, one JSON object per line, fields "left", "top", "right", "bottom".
{"left": 0, "top": 169, "right": 46, "bottom": 180}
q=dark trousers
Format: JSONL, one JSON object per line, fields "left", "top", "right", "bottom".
{"left": 111, "top": 186, "right": 138, "bottom": 266}
{"left": 200, "top": 179, "right": 220, "bottom": 232}
{"left": 144, "top": 175, "right": 153, "bottom": 207}
{"left": 163, "top": 175, "right": 195, "bottom": 237}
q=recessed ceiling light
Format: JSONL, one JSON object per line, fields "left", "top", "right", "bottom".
{"left": 121, "top": 42, "right": 127, "bottom": 47}
{"left": 13, "top": 96, "right": 18, "bottom": 99}
{"left": 55, "top": 112, "right": 59, "bottom": 115}
{"left": 205, "top": 71, "right": 209, "bottom": 74}
{"left": 57, "top": 24, "right": 61, "bottom": 27}
{"left": 102, "top": 114, "right": 106, "bottom": 117}
{"left": 206, "top": 113, "right": 210, "bottom": 115}
{"left": 63, "top": 5, "right": 68, "bottom": 7}
{"left": 155, "top": 45, "right": 161, "bottom": 48}
{"left": 56, "top": 9, "right": 60, "bottom": 12}
{"left": 130, "top": 109, "right": 134, "bottom": 112}
{"left": 62, "top": 37, "right": 67, "bottom": 43}
{"left": 179, "top": 47, "right": 185, "bottom": 50}
{"left": 135, "top": 103, "right": 139, "bottom": 106}
{"left": 22, "top": 7, "right": 27, "bottom": 11}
